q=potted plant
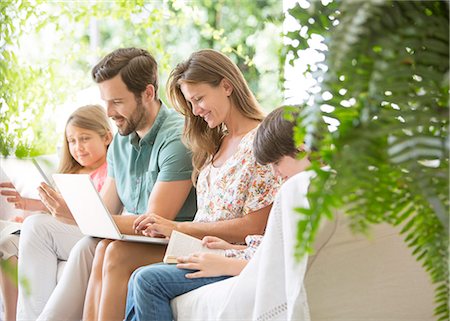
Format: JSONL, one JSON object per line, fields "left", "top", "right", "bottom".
{"left": 284, "top": 0, "right": 448, "bottom": 319}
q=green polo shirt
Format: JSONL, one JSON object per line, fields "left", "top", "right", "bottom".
{"left": 107, "top": 104, "right": 196, "bottom": 221}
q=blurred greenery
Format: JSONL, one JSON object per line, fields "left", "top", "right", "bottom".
{"left": 284, "top": 0, "right": 449, "bottom": 319}
{"left": 0, "top": 259, "right": 29, "bottom": 294}
{"left": 1, "top": 0, "right": 283, "bottom": 157}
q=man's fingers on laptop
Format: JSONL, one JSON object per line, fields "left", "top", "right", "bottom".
{"left": 133, "top": 215, "right": 147, "bottom": 231}
{"left": 143, "top": 228, "right": 165, "bottom": 238}
{"left": 143, "top": 217, "right": 177, "bottom": 238}
{"left": 134, "top": 214, "right": 156, "bottom": 232}
{"left": 143, "top": 227, "right": 166, "bottom": 238}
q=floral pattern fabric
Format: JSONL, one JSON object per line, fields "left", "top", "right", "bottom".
{"left": 225, "top": 235, "right": 263, "bottom": 260}
{"left": 194, "top": 127, "right": 281, "bottom": 224}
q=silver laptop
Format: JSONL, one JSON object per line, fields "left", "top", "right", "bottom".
{"left": 52, "top": 173, "right": 169, "bottom": 245}
{"left": 0, "top": 157, "right": 54, "bottom": 199}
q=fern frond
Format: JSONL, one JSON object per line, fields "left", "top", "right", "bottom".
{"left": 285, "top": 0, "right": 449, "bottom": 318}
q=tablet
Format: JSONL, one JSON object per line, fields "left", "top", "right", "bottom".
{"left": 0, "top": 157, "right": 56, "bottom": 199}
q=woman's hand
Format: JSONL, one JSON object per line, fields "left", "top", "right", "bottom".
{"left": 38, "top": 183, "right": 72, "bottom": 219}
{"left": 176, "top": 253, "right": 245, "bottom": 278}
{"left": 133, "top": 213, "right": 178, "bottom": 238}
{"left": 0, "top": 182, "right": 29, "bottom": 210}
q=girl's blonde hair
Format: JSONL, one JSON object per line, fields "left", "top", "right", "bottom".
{"left": 58, "top": 105, "right": 112, "bottom": 174}
{"left": 167, "top": 49, "right": 264, "bottom": 183}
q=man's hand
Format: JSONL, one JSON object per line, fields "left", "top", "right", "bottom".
{"left": 133, "top": 213, "right": 178, "bottom": 238}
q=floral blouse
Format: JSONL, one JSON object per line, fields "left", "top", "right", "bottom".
{"left": 225, "top": 235, "right": 263, "bottom": 260}
{"left": 194, "top": 127, "right": 281, "bottom": 224}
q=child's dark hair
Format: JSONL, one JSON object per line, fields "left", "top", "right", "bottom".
{"left": 254, "top": 106, "right": 300, "bottom": 165}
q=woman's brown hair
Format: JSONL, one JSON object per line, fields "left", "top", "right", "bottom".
{"left": 167, "top": 49, "right": 264, "bottom": 183}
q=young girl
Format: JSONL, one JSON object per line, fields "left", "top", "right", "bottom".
{"left": 125, "top": 106, "right": 312, "bottom": 321}
{"left": 81, "top": 49, "right": 280, "bottom": 321}
{"left": 0, "top": 104, "right": 112, "bottom": 321}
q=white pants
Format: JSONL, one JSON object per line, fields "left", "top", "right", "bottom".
{"left": 16, "top": 214, "right": 84, "bottom": 321}
{"left": 0, "top": 220, "right": 21, "bottom": 260}
{"left": 37, "top": 236, "right": 102, "bottom": 321}
{"left": 36, "top": 236, "right": 99, "bottom": 321}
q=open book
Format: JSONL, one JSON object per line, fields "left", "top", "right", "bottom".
{"left": 163, "top": 230, "right": 225, "bottom": 264}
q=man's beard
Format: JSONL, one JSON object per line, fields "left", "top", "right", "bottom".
{"left": 117, "top": 98, "right": 147, "bottom": 136}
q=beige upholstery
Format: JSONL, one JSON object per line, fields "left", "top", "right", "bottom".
{"left": 305, "top": 212, "right": 435, "bottom": 321}
{"left": 172, "top": 212, "right": 436, "bottom": 320}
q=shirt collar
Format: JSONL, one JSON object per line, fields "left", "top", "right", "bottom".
{"left": 129, "top": 103, "right": 169, "bottom": 150}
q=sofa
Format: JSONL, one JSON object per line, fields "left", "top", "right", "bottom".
{"left": 171, "top": 212, "right": 436, "bottom": 320}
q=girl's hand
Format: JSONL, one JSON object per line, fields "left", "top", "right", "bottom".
{"left": 0, "top": 182, "right": 29, "bottom": 210}
{"left": 133, "top": 213, "right": 177, "bottom": 238}
{"left": 176, "top": 253, "right": 240, "bottom": 278}
{"left": 201, "top": 236, "right": 235, "bottom": 250}
{"left": 38, "top": 183, "right": 72, "bottom": 219}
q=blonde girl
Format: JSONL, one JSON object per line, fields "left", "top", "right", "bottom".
{"left": 0, "top": 105, "right": 112, "bottom": 321}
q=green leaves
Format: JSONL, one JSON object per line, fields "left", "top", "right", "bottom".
{"left": 285, "top": 0, "right": 449, "bottom": 318}
{"left": 1, "top": 0, "right": 76, "bottom": 157}
{"left": 1, "top": 1, "right": 283, "bottom": 158}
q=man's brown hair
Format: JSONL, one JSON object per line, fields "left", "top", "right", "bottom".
{"left": 91, "top": 47, "right": 158, "bottom": 100}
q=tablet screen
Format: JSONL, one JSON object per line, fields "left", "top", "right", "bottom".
{"left": 0, "top": 157, "right": 57, "bottom": 199}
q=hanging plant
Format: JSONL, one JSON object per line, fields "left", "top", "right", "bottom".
{"left": 284, "top": 0, "right": 449, "bottom": 319}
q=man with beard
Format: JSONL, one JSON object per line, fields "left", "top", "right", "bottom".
{"left": 17, "top": 48, "right": 197, "bottom": 321}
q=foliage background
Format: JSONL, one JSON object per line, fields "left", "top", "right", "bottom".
{"left": 1, "top": 0, "right": 283, "bottom": 157}
{"left": 284, "top": 0, "right": 449, "bottom": 319}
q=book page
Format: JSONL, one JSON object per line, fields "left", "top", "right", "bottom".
{"left": 164, "top": 230, "right": 225, "bottom": 264}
